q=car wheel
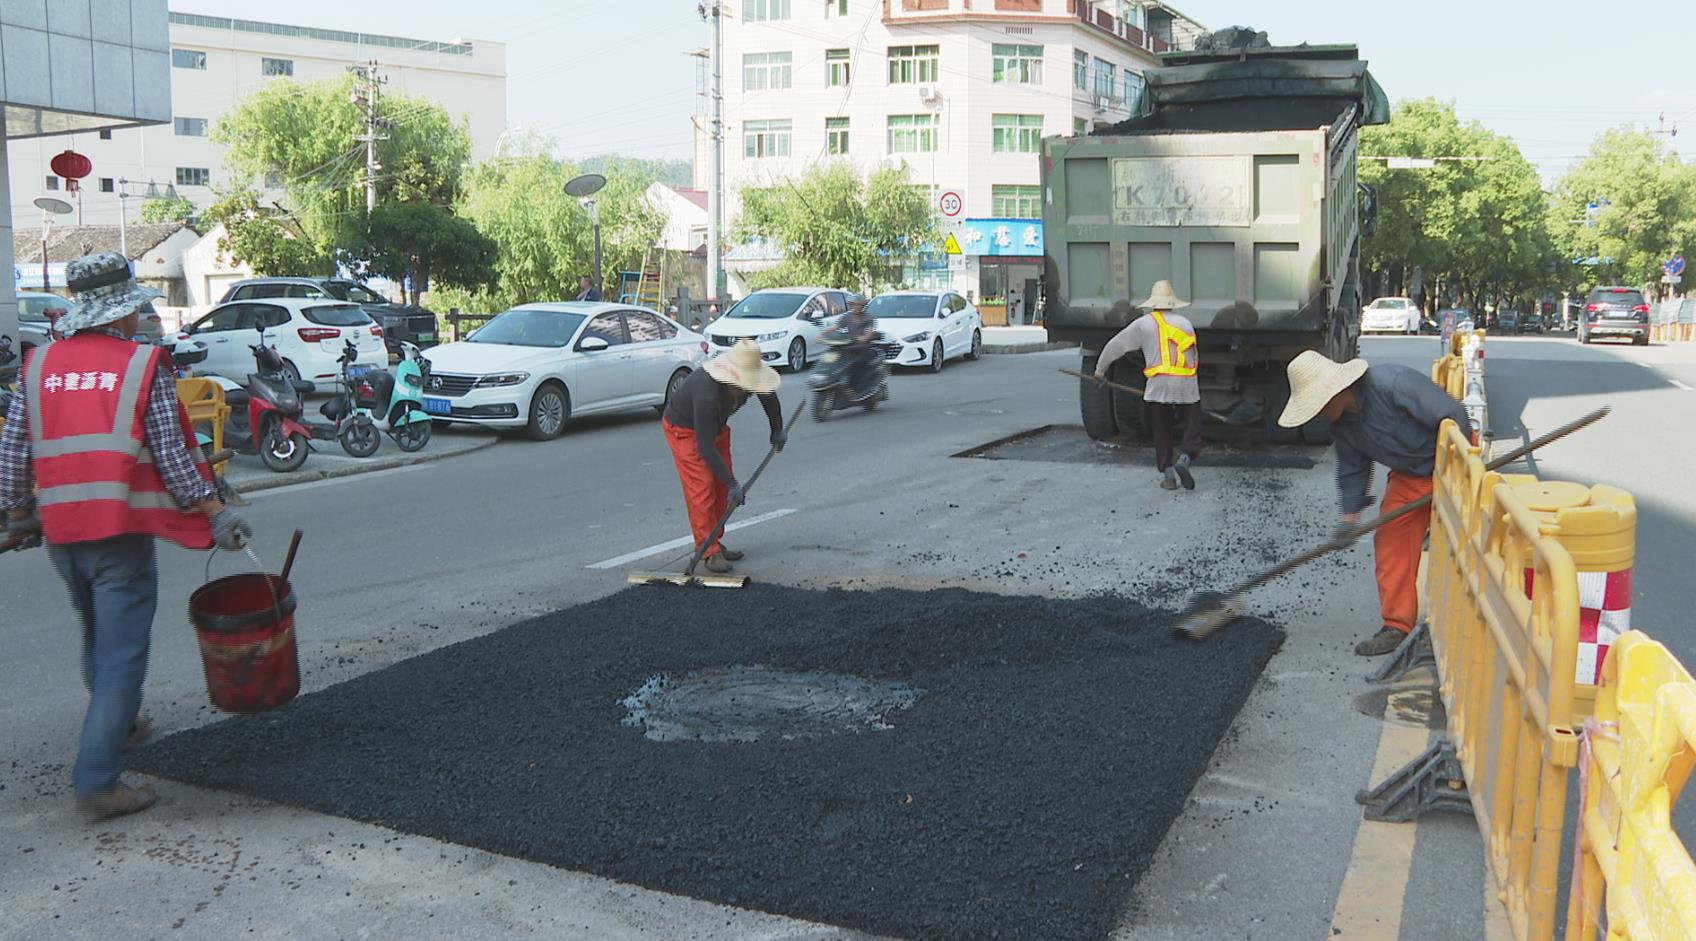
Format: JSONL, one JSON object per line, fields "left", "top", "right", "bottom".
{"left": 281, "top": 359, "right": 302, "bottom": 384}
{"left": 787, "top": 337, "right": 806, "bottom": 372}
{"left": 964, "top": 329, "right": 983, "bottom": 361}
{"left": 526, "top": 382, "right": 569, "bottom": 441}
{"left": 928, "top": 339, "right": 944, "bottom": 373}
{"left": 657, "top": 367, "right": 690, "bottom": 415}
{"left": 1636, "top": 335, "right": 1650, "bottom": 346}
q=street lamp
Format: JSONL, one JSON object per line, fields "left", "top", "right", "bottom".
{"left": 564, "top": 173, "right": 607, "bottom": 298}
{"left": 115, "top": 178, "right": 180, "bottom": 258}
{"left": 32, "top": 196, "right": 74, "bottom": 293}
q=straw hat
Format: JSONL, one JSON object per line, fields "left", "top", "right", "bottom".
{"left": 1138, "top": 279, "right": 1189, "bottom": 310}
{"left": 705, "top": 338, "right": 782, "bottom": 394}
{"left": 1277, "top": 350, "right": 1369, "bottom": 428}
{"left": 55, "top": 251, "right": 162, "bottom": 335}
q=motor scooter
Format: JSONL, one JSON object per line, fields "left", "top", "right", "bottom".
{"left": 174, "top": 328, "right": 317, "bottom": 473}
{"left": 808, "top": 324, "right": 894, "bottom": 421}
{"left": 318, "top": 339, "right": 432, "bottom": 456}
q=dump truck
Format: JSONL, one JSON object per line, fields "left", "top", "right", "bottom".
{"left": 1041, "top": 30, "right": 1389, "bottom": 443}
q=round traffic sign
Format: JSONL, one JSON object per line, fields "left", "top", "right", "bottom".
{"left": 938, "top": 190, "right": 963, "bottom": 217}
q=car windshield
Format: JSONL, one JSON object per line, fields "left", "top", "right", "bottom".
{"left": 328, "top": 282, "right": 385, "bottom": 304}
{"left": 725, "top": 292, "right": 808, "bottom": 319}
{"left": 469, "top": 309, "right": 587, "bottom": 348}
{"left": 17, "top": 295, "right": 66, "bottom": 322}
{"left": 1592, "top": 289, "right": 1645, "bottom": 307}
{"left": 866, "top": 295, "right": 937, "bottom": 318}
{"left": 303, "top": 304, "right": 375, "bottom": 327}
{"left": 1368, "top": 299, "right": 1408, "bottom": 310}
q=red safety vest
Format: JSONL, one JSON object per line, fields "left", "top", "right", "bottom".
{"left": 26, "top": 333, "right": 213, "bottom": 549}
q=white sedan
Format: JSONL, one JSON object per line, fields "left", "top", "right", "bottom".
{"left": 702, "top": 287, "right": 850, "bottom": 371}
{"left": 174, "top": 298, "right": 386, "bottom": 384}
{"left": 866, "top": 291, "right": 983, "bottom": 371}
{"left": 420, "top": 302, "right": 707, "bottom": 440}
{"left": 1361, "top": 297, "right": 1419, "bottom": 334}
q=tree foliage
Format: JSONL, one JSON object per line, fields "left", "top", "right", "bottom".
{"left": 136, "top": 193, "right": 197, "bottom": 224}
{"left": 203, "top": 189, "right": 334, "bottom": 277}
{"left": 736, "top": 162, "right": 936, "bottom": 292}
{"left": 367, "top": 201, "right": 498, "bottom": 306}
{"left": 1548, "top": 128, "right": 1696, "bottom": 291}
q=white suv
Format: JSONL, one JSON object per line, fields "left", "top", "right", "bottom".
{"left": 703, "top": 287, "right": 850, "bottom": 371}
{"left": 174, "top": 298, "right": 386, "bottom": 384}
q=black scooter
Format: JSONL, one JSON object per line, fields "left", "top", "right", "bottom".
{"left": 175, "top": 328, "right": 320, "bottom": 473}
{"left": 808, "top": 325, "right": 895, "bottom": 421}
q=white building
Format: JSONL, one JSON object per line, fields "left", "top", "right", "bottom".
{"left": 714, "top": 0, "right": 1201, "bottom": 319}
{"left": 7, "top": 11, "right": 507, "bottom": 228}
{"left": 646, "top": 181, "right": 709, "bottom": 253}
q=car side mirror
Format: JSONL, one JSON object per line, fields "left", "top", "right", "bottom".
{"left": 579, "top": 336, "right": 610, "bottom": 352}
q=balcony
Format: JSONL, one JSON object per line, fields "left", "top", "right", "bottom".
{"left": 1070, "top": 0, "right": 1176, "bottom": 53}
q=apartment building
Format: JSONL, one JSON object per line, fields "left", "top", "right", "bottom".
{"left": 717, "top": 0, "right": 1202, "bottom": 313}
{"left": 8, "top": 11, "right": 507, "bottom": 228}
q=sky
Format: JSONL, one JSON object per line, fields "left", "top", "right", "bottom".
{"left": 202, "top": 0, "right": 1691, "bottom": 182}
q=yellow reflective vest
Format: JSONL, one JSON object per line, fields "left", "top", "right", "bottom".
{"left": 1142, "top": 311, "right": 1197, "bottom": 379}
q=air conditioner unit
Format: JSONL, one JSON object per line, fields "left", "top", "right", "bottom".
{"left": 1093, "top": 95, "right": 1112, "bottom": 113}
{"left": 918, "top": 84, "right": 940, "bottom": 102}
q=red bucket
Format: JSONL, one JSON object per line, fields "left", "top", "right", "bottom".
{"left": 189, "top": 573, "right": 299, "bottom": 713}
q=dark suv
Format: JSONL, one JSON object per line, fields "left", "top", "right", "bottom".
{"left": 1578, "top": 286, "right": 1650, "bottom": 346}
{"left": 218, "top": 278, "right": 439, "bottom": 354}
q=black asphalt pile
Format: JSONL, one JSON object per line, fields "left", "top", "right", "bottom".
{"left": 133, "top": 584, "right": 1283, "bottom": 941}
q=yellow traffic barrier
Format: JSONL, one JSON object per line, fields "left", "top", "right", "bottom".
{"left": 1565, "top": 631, "right": 1696, "bottom": 941}
{"left": 175, "top": 377, "right": 230, "bottom": 474}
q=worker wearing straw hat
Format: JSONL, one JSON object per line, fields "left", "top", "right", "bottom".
{"left": 1095, "top": 280, "right": 1202, "bottom": 491}
{"left": 660, "top": 339, "right": 785, "bottom": 575}
{"left": 1277, "top": 350, "right": 1472, "bottom": 656}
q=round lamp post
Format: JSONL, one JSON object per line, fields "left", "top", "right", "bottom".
{"left": 564, "top": 173, "right": 607, "bottom": 298}
{"left": 33, "top": 196, "right": 74, "bottom": 293}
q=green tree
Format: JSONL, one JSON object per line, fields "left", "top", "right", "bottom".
{"left": 736, "top": 162, "right": 935, "bottom": 292}
{"left": 203, "top": 189, "right": 335, "bottom": 277}
{"left": 1549, "top": 128, "right": 1696, "bottom": 291}
{"left": 136, "top": 193, "right": 197, "bottom": 224}
{"left": 366, "top": 201, "right": 498, "bottom": 306}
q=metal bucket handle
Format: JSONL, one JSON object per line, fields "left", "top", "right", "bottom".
{"left": 204, "top": 545, "right": 286, "bottom": 628}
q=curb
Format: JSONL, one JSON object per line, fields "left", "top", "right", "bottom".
{"left": 983, "top": 342, "right": 1078, "bottom": 355}
{"left": 227, "top": 433, "right": 501, "bottom": 494}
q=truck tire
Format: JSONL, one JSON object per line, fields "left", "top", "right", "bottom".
{"left": 1079, "top": 352, "right": 1118, "bottom": 440}
{"left": 1108, "top": 357, "right": 1148, "bottom": 444}
{"left": 1263, "top": 368, "right": 1301, "bottom": 445}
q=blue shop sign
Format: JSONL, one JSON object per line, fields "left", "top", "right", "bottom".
{"left": 959, "top": 218, "right": 1042, "bottom": 257}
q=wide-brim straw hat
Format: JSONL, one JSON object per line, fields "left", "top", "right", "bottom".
{"left": 705, "top": 338, "right": 782, "bottom": 394}
{"left": 1278, "top": 350, "right": 1369, "bottom": 428}
{"left": 1138, "top": 279, "right": 1190, "bottom": 310}
{"left": 56, "top": 251, "right": 162, "bottom": 334}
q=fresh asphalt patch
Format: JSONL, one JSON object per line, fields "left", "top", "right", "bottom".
{"left": 134, "top": 584, "right": 1283, "bottom": 941}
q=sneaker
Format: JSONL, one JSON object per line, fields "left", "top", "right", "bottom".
{"left": 1175, "top": 454, "right": 1196, "bottom": 491}
{"left": 77, "top": 782, "right": 157, "bottom": 821}
{"left": 1160, "top": 468, "right": 1179, "bottom": 490}
{"left": 719, "top": 547, "right": 745, "bottom": 562}
{"left": 1354, "top": 627, "right": 1406, "bottom": 657}
{"left": 703, "top": 551, "right": 735, "bottom": 575}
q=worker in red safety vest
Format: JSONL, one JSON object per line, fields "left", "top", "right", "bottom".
{"left": 0, "top": 252, "right": 253, "bottom": 820}
{"left": 1095, "top": 280, "right": 1203, "bottom": 491}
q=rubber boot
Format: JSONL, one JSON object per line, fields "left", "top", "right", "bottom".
{"left": 1354, "top": 627, "right": 1405, "bottom": 657}
{"left": 703, "top": 551, "right": 734, "bottom": 575}
{"left": 719, "top": 547, "right": 745, "bottom": 562}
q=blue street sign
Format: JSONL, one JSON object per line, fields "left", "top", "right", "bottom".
{"left": 1665, "top": 253, "right": 1685, "bottom": 277}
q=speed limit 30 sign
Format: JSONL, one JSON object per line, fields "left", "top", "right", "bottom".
{"left": 938, "top": 190, "right": 963, "bottom": 217}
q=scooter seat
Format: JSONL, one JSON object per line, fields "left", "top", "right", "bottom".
{"left": 291, "top": 379, "right": 317, "bottom": 395}
{"left": 223, "top": 388, "right": 251, "bottom": 407}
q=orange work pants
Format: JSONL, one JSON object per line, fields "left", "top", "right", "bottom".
{"left": 1374, "top": 470, "right": 1434, "bottom": 634}
{"left": 663, "top": 419, "right": 732, "bottom": 557}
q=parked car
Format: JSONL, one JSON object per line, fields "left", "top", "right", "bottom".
{"left": 1517, "top": 312, "right": 1544, "bottom": 334}
{"left": 1578, "top": 286, "right": 1650, "bottom": 346}
{"left": 1496, "top": 310, "right": 1522, "bottom": 334}
{"left": 864, "top": 291, "right": 984, "bottom": 372}
{"left": 702, "top": 287, "right": 851, "bottom": 372}
{"left": 16, "top": 290, "right": 163, "bottom": 349}
{"left": 1361, "top": 297, "right": 1419, "bottom": 334}
{"left": 218, "top": 277, "right": 439, "bottom": 354}
{"left": 172, "top": 298, "right": 387, "bottom": 384}
{"left": 420, "top": 302, "right": 708, "bottom": 441}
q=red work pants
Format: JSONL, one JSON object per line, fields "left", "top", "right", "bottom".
{"left": 1375, "top": 470, "right": 1434, "bottom": 634}
{"left": 663, "top": 419, "right": 732, "bottom": 557}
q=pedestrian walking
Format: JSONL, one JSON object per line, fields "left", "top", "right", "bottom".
{"left": 1008, "top": 286, "right": 1024, "bottom": 325}
{"left": 1276, "top": 350, "right": 1471, "bottom": 657}
{"left": 575, "top": 275, "right": 600, "bottom": 302}
{"left": 1095, "top": 280, "right": 1202, "bottom": 491}
{"left": 659, "top": 339, "right": 784, "bottom": 575}
{"left": 0, "top": 252, "right": 253, "bottom": 819}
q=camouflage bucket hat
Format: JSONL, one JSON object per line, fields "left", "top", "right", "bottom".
{"left": 55, "top": 251, "right": 162, "bottom": 335}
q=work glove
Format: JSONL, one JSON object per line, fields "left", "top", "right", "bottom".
{"left": 3, "top": 512, "right": 42, "bottom": 552}
{"left": 770, "top": 429, "right": 788, "bottom": 452}
{"left": 728, "top": 482, "right": 748, "bottom": 508}
{"left": 1330, "top": 514, "right": 1362, "bottom": 549}
{"left": 210, "top": 509, "right": 253, "bottom": 551}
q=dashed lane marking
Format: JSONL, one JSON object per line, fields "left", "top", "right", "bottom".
{"left": 1671, "top": 379, "right": 1694, "bottom": 391}
{"left": 1327, "top": 695, "right": 1431, "bottom": 940}
{"left": 586, "top": 508, "right": 800, "bottom": 569}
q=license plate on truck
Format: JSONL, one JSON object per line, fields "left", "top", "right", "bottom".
{"left": 422, "top": 397, "right": 451, "bottom": 415}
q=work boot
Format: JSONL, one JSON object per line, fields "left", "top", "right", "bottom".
{"left": 703, "top": 551, "right": 734, "bottom": 575}
{"left": 1354, "top": 627, "right": 1406, "bottom": 657}
{"left": 1174, "top": 453, "right": 1196, "bottom": 491}
{"left": 1160, "top": 468, "right": 1179, "bottom": 490}
{"left": 77, "top": 782, "right": 157, "bottom": 821}
{"left": 718, "top": 546, "right": 745, "bottom": 562}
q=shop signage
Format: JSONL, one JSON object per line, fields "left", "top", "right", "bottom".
{"left": 958, "top": 218, "right": 1042, "bottom": 256}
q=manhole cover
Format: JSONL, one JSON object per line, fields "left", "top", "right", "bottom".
{"left": 620, "top": 667, "right": 921, "bottom": 742}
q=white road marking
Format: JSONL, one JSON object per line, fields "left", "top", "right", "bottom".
{"left": 242, "top": 464, "right": 424, "bottom": 499}
{"left": 1671, "top": 379, "right": 1694, "bottom": 391}
{"left": 586, "top": 508, "right": 800, "bottom": 569}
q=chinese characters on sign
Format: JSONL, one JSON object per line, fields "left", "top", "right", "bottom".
{"left": 956, "top": 218, "right": 1043, "bottom": 256}
{"left": 42, "top": 372, "right": 121, "bottom": 394}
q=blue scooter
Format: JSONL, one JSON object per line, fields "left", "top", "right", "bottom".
{"left": 319, "top": 339, "right": 432, "bottom": 456}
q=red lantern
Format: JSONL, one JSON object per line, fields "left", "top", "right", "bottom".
{"left": 50, "top": 149, "right": 92, "bottom": 193}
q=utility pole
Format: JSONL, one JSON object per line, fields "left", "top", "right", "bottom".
{"left": 700, "top": 3, "right": 723, "bottom": 312}
{"left": 350, "top": 61, "right": 389, "bottom": 216}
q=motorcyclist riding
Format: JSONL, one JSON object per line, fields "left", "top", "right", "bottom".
{"left": 841, "top": 295, "right": 878, "bottom": 401}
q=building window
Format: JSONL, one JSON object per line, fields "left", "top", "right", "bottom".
{"left": 887, "top": 45, "right": 939, "bottom": 84}
{"left": 992, "top": 114, "right": 1043, "bottom": 154}
{"left": 172, "top": 48, "right": 206, "bottom": 69}
{"left": 743, "top": 52, "right": 793, "bottom": 91}
{"left": 98, "top": 129, "right": 113, "bottom": 140}
{"left": 992, "top": 184, "right": 1041, "bottom": 218}
{"left": 1073, "top": 50, "right": 1088, "bottom": 90}
{"left": 992, "top": 44, "right": 1042, "bottom": 84}
{"left": 174, "top": 117, "right": 209, "bottom": 136}
{"left": 743, "top": 119, "right": 792, "bottom": 158}
{"left": 826, "top": 117, "right": 850, "bottom": 155}
{"left": 1123, "top": 70, "right": 1145, "bottom": 111}
{"left": 887, "top": 113, "right": 938, "bottom": 154}
{"left": 826, "top": 48, "right": 851, "bottom": 86}
{"left": 745, "top": 0, "right": 791, "bottom": 20}
{"left": 826, "top": 0, "right": 849, "bottom": 14}
{"left": 1074, "top": 117, "right": 1088, "bottom": 135}
{"left": 1093, "top": 59, "right": 1117, "bottom": 99}
{"left": 262, "top": 57, "right": 294, "bottom": 77}
{"left": 99, "top": 178, "right": 115, "bottom": 193}
{"left": 176, "top": 167, "right": 211, "bottom": 187}
{"left": 45, "top": 176, "right": 59, "bottom": 191}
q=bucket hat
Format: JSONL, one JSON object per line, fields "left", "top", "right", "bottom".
{"left": 1277, "top": 350, "right": 1369, "bottom": 428}
{"left": 1138, "top": 280, "right": 1190, "bottom": 310}
{"left": 705, "top": 338, "right": 782, "bottom": 394}
{"left": 55, "top": 252, "right": 162, "bottom": 335}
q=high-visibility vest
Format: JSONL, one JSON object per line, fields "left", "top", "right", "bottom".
{"left": 1142, "top": 311, "right": 1198, "bottom": 379}
{"left": 27, "top": 333, "right": 214, "bottom": 549}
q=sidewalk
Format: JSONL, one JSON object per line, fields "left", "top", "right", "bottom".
{"left": 981, "top": 325, "right": 1076, "bottom": 354}
{"left": 221, "top": 424, "right": 498, "bottom": 494}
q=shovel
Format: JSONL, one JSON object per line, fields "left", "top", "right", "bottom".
{"left": 1059, "top": 368, "right": 1254, "bottom": 425}
{"left": 1176, "top": 405, "right": 1611, "bottom": 640}
{"left": 628, "top": 399, "right": 806, "bottom": 589}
